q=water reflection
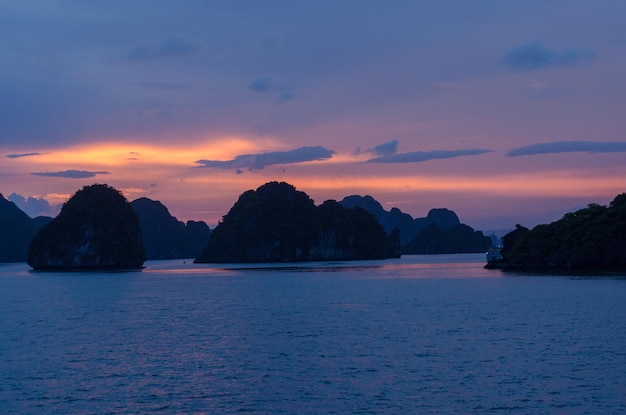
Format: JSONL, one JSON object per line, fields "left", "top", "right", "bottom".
{"left": 142, "top": 254, "right": 504, "bottom": 279}
{"left": 2, "top": 254, "right": 626, "bottom": 413}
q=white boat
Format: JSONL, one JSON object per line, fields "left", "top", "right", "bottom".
{"left": 486, "top": 247, "right": 502, "bottom": 262}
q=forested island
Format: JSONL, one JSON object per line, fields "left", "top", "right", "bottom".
{"left": 2, "top": 181, "right": 494, "bottom": 267}
{"left": 486, "top": 193, "right": 626, "bottom": 270}
{"left": 195, "top": 182, "right": 400, "bottom": 262}
{"left": 27, "top": 184, "right": 146, "bottom": 270}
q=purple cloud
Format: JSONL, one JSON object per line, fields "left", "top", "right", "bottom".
{"left": 196, "top": 146, "right": 335, "bottom": 170}
{"left": 507, "top": 141, "right": 626, "bottom": 157}
{"left": 502, "top": 41, "right": 595, "bottom": 71}
{"left": 8, "top": 193, "right": 59, "bottom": 218}
{"left": 31, "top": 170, "right": 110, "bottom": 179}
{"left": 366, "top": 148, "right": 491, "bottom": 163}
{"left": 249, "top": 77, "right": 296, "bottom": 102}
{"left": 6, "top": 152, "right": 46, "bottom": 158}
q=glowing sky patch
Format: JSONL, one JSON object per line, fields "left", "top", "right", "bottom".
{"left": 1, "top": 1, "right": 625, "bottom": 230}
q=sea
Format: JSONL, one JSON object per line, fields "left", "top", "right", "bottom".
{"left": 2, "top": 254, "right": 626, "bottom": 414}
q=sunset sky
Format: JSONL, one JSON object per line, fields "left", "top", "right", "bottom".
{"left": 2, "top": 1, "right": 626, "bottom": 231}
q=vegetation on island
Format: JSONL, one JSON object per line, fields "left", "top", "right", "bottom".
{"left": 3, "top": 181, "right": 493, "bottom": 266}
{"left": 27, "top": 184, "right": 146, "bottom": 270}
{"left": 195, "top": 182, "right": 400, "bottom": 263}
{"left": 487, "top": 193, "right": 626, "bottom": 270}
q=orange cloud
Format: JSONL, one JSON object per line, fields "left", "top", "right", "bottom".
{"left": 13, "top": 137, "right": 274, "bottom": 169}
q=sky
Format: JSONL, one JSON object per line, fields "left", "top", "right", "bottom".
{"left": 2, "top": 0, "right": 626, "bottom": 231}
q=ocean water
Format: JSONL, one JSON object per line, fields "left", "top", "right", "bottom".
{"left": 1, "top": 254, "right": 626, "bottom": 414}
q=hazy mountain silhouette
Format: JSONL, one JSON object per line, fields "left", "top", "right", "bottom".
{"left": 131, "top": 197, "right": 210, "bottom": 260}
{"left": 402, "top": 223, "right": 492, "bottom": 254}
{"left": 340, "top": 195, "right": 417, "bottom": 243}
{"left": 340, "top": 195, "right": 462, "bottom": 242}
{"left": 0, "top": 193, "right": 51, "bottom": 262}
{"left": 340, "top": 195, "right": 491, "bottom": 254}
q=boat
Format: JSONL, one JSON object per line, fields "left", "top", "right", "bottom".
{"left": 486, "top": 247, "right": 502, "bottom": 262}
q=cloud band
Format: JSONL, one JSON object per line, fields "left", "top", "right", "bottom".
{"left": 196, "top": 146, "right": 335, "bottom": 170}
{"left": 507, "top": 141, "right": 626, "bottom": 157}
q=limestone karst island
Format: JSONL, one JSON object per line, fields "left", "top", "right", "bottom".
{"left": 486, "top": 193, "right": 626, "bottom": 271}
{"left": 1, "top": 181, "right": 499, "bottom": 270}
{"left": 13, "top": 182, "right": 626, "bottom": 272}
{"left": 27, "top": 184, "right": 146, "bottom": 270}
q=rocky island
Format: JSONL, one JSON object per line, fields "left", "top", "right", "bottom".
{"left": 27, "top": 184, "right": 146, "bottom": 270}
{"left": 486, "top": 193, "right": 626, "bottom": 270}
{"left": 340, "top": 195, "right": 492, "bottom": 253}
{"left": 194, "top": 181, "right": 400, "bottom": 263}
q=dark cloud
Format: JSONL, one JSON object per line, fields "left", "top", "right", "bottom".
{"left": 354, "top": 139, "right": 399, "bottom": 156}
{"left": 507, "top": 141, "right": 626, "bottom": 157}
{"left": 8, "top": 193, "right": 58, "bottom": 218}
{"left": 359, "top": 139, "right": 490, "bottom": 163}
{"left": 195, "top": 146, "right": 335, "bottom": 170}
{"left": 366, "top": 149, "right": 491, "bottom": 163}
{"left": 128, "top": 38, "right": 197, "bottom": 61}
{"left": 30, "top": 170, "right": 110, "bottom": 179}
{"left": 5, "top": 152, "right": 45, "bottom": 158}
{"left": 249, "top": 77, "right": 275, "bottom": 93}
{"left": 372, "top": 140, "right": 399, "bottom": 155}
{"left": 502, "top": 41, "right": 595, "bottom": 71}
{"left": 249, "top": 77, "right": 296, "bottom": 102}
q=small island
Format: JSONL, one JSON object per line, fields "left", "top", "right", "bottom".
{"left": 27, "top": 184, "right": 146, "bottom": 270}
{"left": 194, "top": 181, "right": 400, "bottom": 263}
{"left": 486, "top": 193, "right": 626, "bottom": 270}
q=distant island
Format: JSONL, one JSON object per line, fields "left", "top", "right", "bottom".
{"left": 28, "top": 184, "right": 146, "bottom": 270}
{"left": 2, "top": 181, "right": 495, "bottom": 266}
{"left": 131, "top": 197, "right": 210, "bottom": 260}
{"left": 486, "top": 193, "right": 626, "bottom": 270}
{"left": 339, "top": 195, "right": 491, "bottom": 254}
{"left": 195, "top": 182, "right": 400, "bottom": 263}
{"left": 0, "top": 193, "right": 50, "bottom": 263}
{"left": 1, "top": 191, "right": 211, "bottom": 263}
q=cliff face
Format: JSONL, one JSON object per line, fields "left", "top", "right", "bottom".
{"left": 131, "top": 197, "right": 210, "bottom": 260}
{"left": 0, "top": 194, "right": 51, "bottom": 262}
{"left": 27, "top": 184, "right": 145, "bottom": 270}
{"left": 195, "top": 182, "right": 399, "bottom": 263}
{"left": 487, "top": 193, "right": 626, "bottom": 270}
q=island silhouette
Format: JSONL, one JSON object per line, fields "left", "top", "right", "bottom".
{"left": 4, "top": 182, "right": 625, "bottom": 270}
{"left": 486, "top": 193, "right": 626, "bottom": 270}
{"left": 27, "top": 184, "right": 146, "bottom": 270}
{"left": 2, "top": 181, "right": 495, "bottom": 267}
